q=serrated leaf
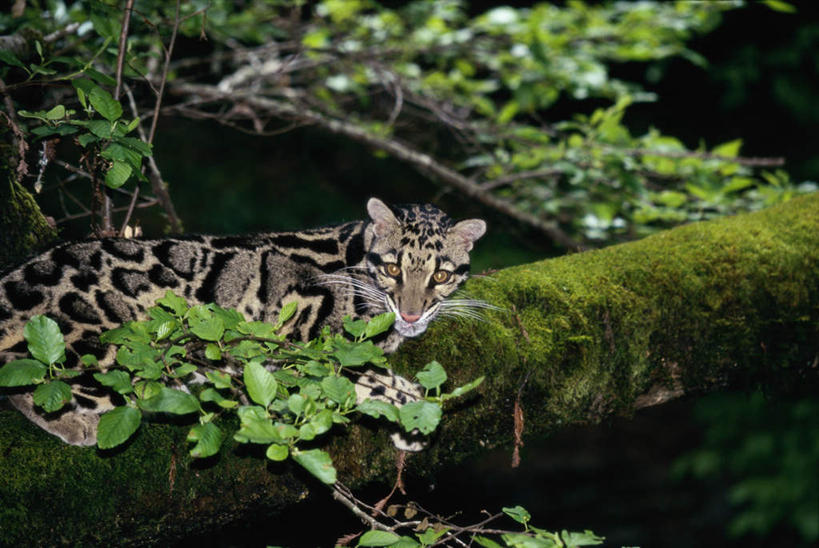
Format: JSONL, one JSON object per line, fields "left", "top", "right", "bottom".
{"left": 187, "top": 305, "right": 225, "bottom": 342}
{"left": 105, "top": 160, "right": 131, "bottom": 189}
{"left": 416, "top": 361, "right": 447, "bottom": 390}
{"left": 117, "top": 136, "right": 152, "bottom": 156}
{"left": 33, "top": 381, "right": 73, "bottom": 413}
{"left": 89, "top": 85, "right": 122, "bottom": 121}
{"left": 266, "top": 443, "right": 289, "bottom": 461}
{"left": 398, "top": 401, "right": 441, "bottom": 435}
{"left": 157, "top": 291, "right": 188, "bottom": 316}
{"left": 205, "top": 343, "right": 222, "bottom": 360}
{"left": 244, "top": 362, "right": 278, "bottom": 407}
{"left": 93, "top": 370, "right": 133, "bottom": 394}
{"left": 187, "top": 422, "right": 224, "bottom": 458}
{"left": 321, "top": 375, "right": 356, "bottom": 406}
{"left": 24, "top": 315, "right": 65, "bottom": 365}
{"left": 333, "top": 339, "right": 382, "bottom": 367}
{"left": 77, "top": 133, "right": 98, "bottom": 147}
{"left": 97, "top": 406, "right": 142, "bottom": 449}
{"left": 138, "top": 386, "right": 200, "bottom": 414}
{"left": 365, "top": 312, "right": 395, "bottom": 339}
{"left": 292, "top": 448, "right": 337, "bottom": 485}
{"left": 0, "top": 359, "right": 47, "bottom": 386}
{"left": 358, "top": 530, "right": 401, "bottom": 546}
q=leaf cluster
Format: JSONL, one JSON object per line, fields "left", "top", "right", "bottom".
{"left": 0, "top": 292, "right": 482, "bottom": 485}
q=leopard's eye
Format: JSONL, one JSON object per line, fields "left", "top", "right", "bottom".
{"left": 385, "top": 263, "right": 401, "bottom": 277}
{"left": 432, "top": 270, "right": 451, "bottom": 284}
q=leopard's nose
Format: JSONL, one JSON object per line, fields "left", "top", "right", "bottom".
{"left": 400, "top": 312, "right": 421, "bottom": 323}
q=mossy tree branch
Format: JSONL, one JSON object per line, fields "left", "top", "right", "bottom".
{"left": 1, "top": 194, "right": 817, "bottom": 545}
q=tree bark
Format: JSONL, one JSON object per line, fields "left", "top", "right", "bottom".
{"left": 0, "top": 193, "right": 817, "bottom": 545}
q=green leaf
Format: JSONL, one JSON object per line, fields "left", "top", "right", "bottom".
{"left": 187, "top": 305, "right": 225, "bottom": 341}
{"left": 105, "top": 161, "right": 132, "bottom": 189}
{"left": 309, "top": 409, "right": 334, "bottom": 436}
{"left": 473, "top": 536, "right": 503, "bottom": 548}
{"left": 761, "top": 0, "right": 796, "bottom": 13}
{"left": 234, "top": 406, "right": 279, "bottom": 444}
{"left": 244, "top": 362, "right": 278, "bottom": 407}
{"left": 358, "top": 530, "right": 401, "bottom": 546}
{"left": 89, "top": 85, "right": 122, "bottom": 121}
{"left": 187, "top": 422, "right": 224, "bottom": 458}
{"left": 502, "top": 505, "right": 531, "bottom": 525}
{"left": 138, "top": 386, "right": 200, "bottom": 414}
{"left": 205, "top": 343, "right": 222, "bottom": 360}
{"left": 559, "top": 530, "right": 604, "bottom": 546}
{"left": 277, "top": 301, "right": 298, "bottom": 325}
{"left": 117, "top": 136, "right": 152, "bottom": 156}
{"left": 0, "top": 359, "right": 47, "bottom": 386}
{"left": 237, "top": 321, "right": 277, "bottom": 338}
{"left": 356, "top": 400, "right": 400, "bottom": 423}
{"left": 0, "top": 49, "right": 27, "bottom": 70}
{"left": 32, "top": 380, "right": 73, "bottom": 413}
{"left": 206, "top": 370, "right": 232, "bottom": 389}
{"left": 157, "top": 291, "right": 188, "bottom": 316}
{"left": 266, "top": 443, "right": 289, "bottom": 461}
{"left": 416, "top": 527, "right": 449, "bottom": 545}
{"left": 199, "top": 387, "right": 238, "bottom": 409}
{"left": 416, "top": 361, "right": 447, "bottom": 390}
{"left": 712, "top": 138, "right": 742, "bottom": 158}
{"left": 288, "top": 393, "right": 305, "bottom": 415}
{"left": 24, "top": 315, "right": 65, "bottom": 365}
{"left": 97, "top": 406, "right": 142, "bottom": 449}
{"left": 343, "top": 317, "right": 367, "bottom": 338}
{"left": 365, "top": 312, "right": 395, "bottom": 339}
{"left": 333, "top": 339, "right": 383, "bottom": 367}
{"left": 77, "top": 133, "right": 98, "bottom": 147}
{"left": 442, "top": 376, "right": 485, "bottom": 401}
{"left": 45, "top": 105, "right": 66, "bottom": 120}
{"left": 93, "top": 370, "right": 133, "bottom": 394}
{"left": 398, "top": 401, "right": 441, "bottom": 435}
{"left": 321, "top": 375, "right": 356, "bottom": 406}
{"left": 292, "top": 448, "right": 337, "bottom": 485}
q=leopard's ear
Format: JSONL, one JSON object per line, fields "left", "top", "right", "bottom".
{"left": 448, "top": 219, "right": 486, "bottom": 252}
{"left": 367, "top": 198, "right": 400, "bottom": 237}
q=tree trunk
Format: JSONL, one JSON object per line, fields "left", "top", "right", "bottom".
{"left": 0, "top": 193, "right": 817, "bottom": 545}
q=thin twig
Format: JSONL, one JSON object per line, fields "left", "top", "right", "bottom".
{"left": 148, "top": 0, "right": 181, "bottom": 144}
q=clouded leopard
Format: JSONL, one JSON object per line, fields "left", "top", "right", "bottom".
{"left": 0, "top": 198, "right": 486, "bottom": 447}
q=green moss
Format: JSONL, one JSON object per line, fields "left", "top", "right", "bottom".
{"left": 0, "top": 165, "right": 58, "bottom": 265}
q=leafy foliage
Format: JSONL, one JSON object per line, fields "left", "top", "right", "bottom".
{"left": 0, "top": 1, "right": 811, "bottom": 244}
{"left": 0, "top": 293, "right": 481, "bottom": 485}
{"left": 673, "top": 392, "right": 819, "bottom": 543}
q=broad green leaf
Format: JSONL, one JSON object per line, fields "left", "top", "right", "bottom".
{"left": 89, "top": 85, "right": 122, "bottom": 121}
{"left": 309, "top": 409, "right": 334, "bottom": 436}
{"left": 288, "top": 393, "right": 305, "bottom": 414}
{"left": 343, "top": 316, "right": 367, "bottom": 338}
{"left": 502, "top": 505, "right": 531, "bottom": 525}
{"left": 105, "top": 160, "right": 132, "bottom": 189}
{"left": 333, "top": 339, "right": 382, "bottom": 367}
{"left": 45, "top": 105, "right": 66, "bottom": 120}
{"left": 559, "top": 530, "right": 605, "bottom": 546}
{"left": 80, "top": 354, "right": 98, "bottom": 367}
{"left": 117, "top": 136, "right": 152, "bottom": 156}
{"left": 234, "top": 406, "right": 281, "bottom": 444}
{"left": 416, "top": 527, "right": 449, "bottom": 545}
{"left": 321, "top": 375, "right": 356, "bottom": 406}
{"left": 237, "top": 321, "right": 277, "bottom": 338}
{"left": 93, "top": 370, "right": 133, "bottom": 394}
{"left": 398, "top": 401, "right": 441, "bottom": 435}
{"left": 365, "top": 312, "right": 395, "bottom": 339}
{"left": 416, "top": 361, "right": 447, "bottom": 390}
{"left": 292, "top": 448, "right": 337, "bottom": 485}
{"left": 205, "top": 343, "right": 222, "bottom": 360}
{"left": 712, "top": 138, "right": 742, "bottom": 158}
{"left": 32, "top": 381, "right": 73, "bottom": 413}
{"left": 266, "top": 443, "right": 289, "bottom": 461}
{"left": 473, "top": 536, "right": 503, "bottom": 548}
{"left": 356, "top": 400, "right": 399, "bottom": 423}
{"left": 157, "top": 291, "right": 188, "bottom": 316}
{"left": 97, "top": 406, "right": 142, "bottom": 449}
{"left": 358, "top": 530, "right": 401, "bottom": 546}
{"left": 138, "top": 386, "right": 200, "bottom": 414}
{"left": 298, "top": 423, "right": 317, "bottom": 441}
{"left": 187, "top": 305, "right": 225, "bottom": 341}
{"left": 24, "top": 315, "right": 65, "bottom": 365}
{"left": 244, "top": 362, "right": 278, "bottom": 407}
{"left": 0, "top": 359, "right": 47, "bottom": 386}
{"left": 187, "top": 422, "right": 224, "bottom": 458}
{"left": 761, "top": 0, "right": 796, "bottom": 12}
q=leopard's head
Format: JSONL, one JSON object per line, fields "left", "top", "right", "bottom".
{"left": 364, "top": 198, "right": 486, "bottom": 337}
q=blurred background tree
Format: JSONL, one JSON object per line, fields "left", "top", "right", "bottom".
{"left": 1, "top": 1, "right": 817, "bottom": 546}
